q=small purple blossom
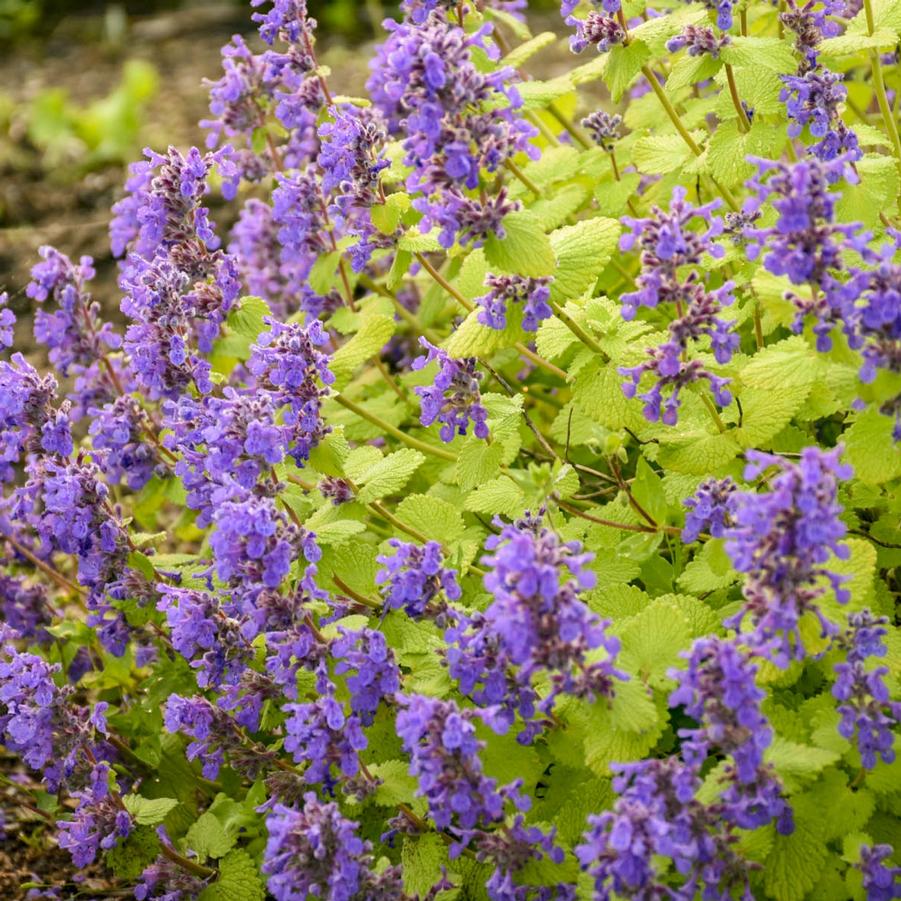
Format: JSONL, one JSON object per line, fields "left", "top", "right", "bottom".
{"left": 476, "top": 275, "right": 553, "bottom": 332}
{"left": 376, "top": 539, "right": 461, "bottom": 619}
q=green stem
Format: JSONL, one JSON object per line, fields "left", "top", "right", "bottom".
{"left": 547, "top": 102, "right": 592, "bottom": 149}
{"left": 333, "top": 394, "right": 457, "bottom": 462}
{"left": 701, "top": 393, "right": 727, "bottom": 433}
{"left": 159, "top": 842, "right": 216, "bottom": 879}
{"left": 549, "top": 299, "right": 608, "bottom": 358}
{"left": 505, "top": 159, "right": 542, "bottom": 198}
{"left": 864, "top": 0, "right": 901, "bottom": 209}
{"left": 725, "top": 64, "right": 752, "bottom": 132}
{"left": 332, "top": 573, "right": 382, "bottom": 609}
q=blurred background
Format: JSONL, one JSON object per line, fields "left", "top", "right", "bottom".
{"left": 0, "top": 0, "right": 562, "bottom": 314}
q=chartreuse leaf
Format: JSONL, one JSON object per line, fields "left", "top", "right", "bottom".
{"left": 764, "top": 737, "right": 840, "bottom": 790}
{"left": 455, "top": 438, "right": 505, "bottom": 491}
{"left": 186, "top": 811, "right": 235, "bottom": 861}
{"left": 122, "top": 794, "right": 179, "bottom": 825}
{"left": 371, "top": 192, "right": 410, "bottom": 235}
{"left": 605, "top": 41, "right": 652, "bottom": 101}
{"left": 465, "top": 475, "right": 527, "bottom": 518}
{"left": 502, "top": 31, "right": 556, "bottom": 69}
{"left": 402, "top": 834, "right": 450, "bottom": 897}
{"left": 105, "top": 825, "right": 160, "bottom": 880}
{"left": 516, "top": 75, "right": 575, "bottom": 110}
{"left": 548, "top": 217, "right": 620, "bottom": 303}
{"left": 368, "top": 759, "right": 419, "bottom": 807}
{"left": 633, "top": 133, "right": 701, "bottom": 175}
{"left": 214, "top": 296, "right": 272, "bottom": 363}
{"left": 678, "top": 538, "right": 738, "bottom": 593}
{"left": 720, "top": 36, "right": 796, "bottom": 71}
{"left": 394, "top": 494, "right": 465, "bottom": 542}
{"left": 355, "top": 449, "right": 426, "bottom": 504}
{"left": 615, "top": 600, "right": 692, "bottom": 689}
{"left": 199, "top": 849, "right": 265, "bottom": 901}
{"left": 573, "top": 359, "right": 649, "bottom": 433}
{"left": 484, "top": 210, "right": 556, "bottom": 277}
{"left": 843, "top": 407, "right": 901, "bottom": 484}
{"left": 836, "top": 155, "right": 901, "bottom": 228}
{"left": 443, "top": 303, "right": 527, "bottom": 358}
{"left": 329, "top": 313, "right": 396, "bottom": 388}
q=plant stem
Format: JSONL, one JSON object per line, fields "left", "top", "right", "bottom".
{"left": 549, "top": 299, "right": 608, "bottom": 358}
{"left": 369, "top": 499, "right": 431, "bottom": 543}
{"left": 332, "top": 573, "right": 382, "bottom": 609}
{"left": 414, "top": 253, "right": 567, "bottom": 380}
{"left": 505, "top": 159, "right": 542, "bottom": 198}
{"left": 864, "top": 0, "right": 901, "bottom": 208}
{"left": 725, "top": 64, "right": 752, "bottom": 132}
{"left": 2, "top": 531, "right": 84, "bottom": 595}
{"left": 558, "top": 500, "right": 681, "bottom": 535}
{"left": 700, "top": 393, "right": 727, "bottom": 433}
{"left": 333, "top": 394, "right": 457, "bottom": 462}
{"left": 548, "top": 102, "right": 592, "bottom": 149}
{"left": 159, "top": 842, "right": 216, "bottom": 879}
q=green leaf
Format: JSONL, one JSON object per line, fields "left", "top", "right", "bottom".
{"left": 399, "top": 229, "right": 443, "bottom": 252}
{"left": 502, "top": 32, "right": 556, "bottom": 69}
{"left": 443, "top": 305, "right": 527, "bottom": 358}
{"left": 573, "top": 360, "right": 647, "bottom": 432}
{"left": 836, "top": 154, "right": 901, "bottom": 228}
{"left": 632, "top": 458, "right": 668, "bottom": 527}
{"left": 308, "top": 251, "right": 342, "bottom": 294}
{"left": 843, "top": 407, "right": 901, "bottom": 484}
{"left": 121, "top": 794, "right": 180, "bottom": 826}
{"left": 764, "top": 737, "right": 840, "bottom": 789}
{"left": 329, "top": 314, "right": 396, "bottom": 388}
{"left": 395, "top": 494, "right": 466, "bottom": 542}
{"left": 516, "top": 75, "right": 575, "bottom": 110}
{"left": 105, "top": 825, "right": 161, "bottom": 880}
{"left": 633, "top": 132, "right": 700, "bottom": 174}
{"left": 548, "top": 217, "right": 620, "bottom": 303}
{"left": 605, "top": 41, "right": 652, "bottom": 101}
{"left": 721, "top": 36, "right": 797, "bottom": 72}
{"left": 655, "top": 430, "right": 742, "bottom": 475}
{"left": 402, "top": 834, "right": 449, "bottom": 897}
{"left": 356, "top": 449, "right": 426, "bottom": 504}
{"left": 464, "top": 475, "right": 526, "bottom": 517}
{"left": 455, "top": 439, "right": 505, "bottom": 491}
{"left": 484, "top": 210, "right": 556, "bottom": 278}
{"left": 707, "top": 118, "right": 781, "bottom": 185}
{"left": 617, "top": 600, "right": 692, "bottom": 689}
{"left": 582, "top": 683, "right": 663, "bottom": 775}
{"left": 186, "top": 811, "right": 236, "bottom": 862}
{"left": 820, "top": 29, "right": 898, "bottom": 55}
{"left": 764, "top": 791, "right": 830, "bottom": 901}
{"left": 371, "top": 192, "right": 410, "bottom": 235}
{"left": 216, "top": 296, "right": 273, "bottom": 361}
{"left": 368, "top": 759, "right": 419, "bottom": 807}
{"left": 199, "top": 850, "right": 265, "bottom": 901}
{"left": 678, "top": 539, "right": 738, "bottom": 593}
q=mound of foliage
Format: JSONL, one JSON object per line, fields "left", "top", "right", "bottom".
{"left": 0, "top": 0, "right": 899, "bottom": 898}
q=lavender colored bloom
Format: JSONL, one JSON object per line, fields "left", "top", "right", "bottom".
{"left": 332, "top": 628, "right": 400, "bottom": 724}
{"left": 57, "top": 763, "right": 132, "bottom": 867}
{"left": 411, "top": 338, "right": 489, "bottom": 442}
{"left": 476, "top": 275, "right": 553, "bottom": 332}
{"left": 833, "top": 610, "right": 901, "bottom": 769}
{"left": 319, "top": 476, "right": 354, "bottom": 506}
{"left": 576, "top": 756, "right": 756, "bottom": 900}
{"left": 0, "top": 292, "right": 14, "bottom": 348}
{"left": 666, "top": 24, "right": 731, "bottom": 57}
{"left": 682, "top": 477, "right": 738, "bottom": 542}
{"left": 780, "top": 67, "right": 860, "bottom": 162}
{"left": 446, "top": 513, "right": 623, "bottom": 740}
{"left": 247, "top": 319, "right": 334, "bottom": 464}
{"left": 781, "top": 0, "right": 842, "bottom": 67}
{"left": 367, "top": 14, "right": 536, "bottom": 248}
{"left": 581, "top": 111, "right": 622, "bottom": 150}
{"left": 724, "top": 447, "right": 852, "bottom": 666}
{"left": 263, "top": 794, "right": 406, "bottom": 901}
{"left": 669, "top": 637, "right": 792, "bottom": 832}
{"left": 376, "top": 539, "right": 461, "bottom": 618}
{"left": 857, "top": 844, "right": 901, "bottom": 901}
{"left": 26, "top": 247, "right": 121, "bottom": 378}
{"left": 566, "top": 11, "right": 626, "bottom": 54}
{"left": 157, "top": 586, "right": 251, "bottom": 689}
{"left": 395, "top": 693, "right": 525, "bottom": 847}
{"left": 0, "top": 576, "right": 52, "bottom": 640}
{"left": 681, "top": 0, "right": 736, "bottom": 29}
{"left": 617, "top": 188, "right": 736, "bottom": 424}
{"left": 89, "top": 395, "right": 159, "bottom": 490}
{"left": 136, "top": 854, "right": 212, "bottom": 900}
{"left": 283, "top": 675, "right": 367, "bottom": 788}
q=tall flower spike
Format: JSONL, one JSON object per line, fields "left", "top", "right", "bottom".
{"left": 723, "top": 446, "right": 852, "bottom": 666}
{"left": 411, "top": 338, "right": 489, "bottom": 442}
{"left": 833, "top": 610, "right": 901, "bottom": 769}
{"left": 682, "top": 476, "right": 738, "bottom": 542}
{"left": 476, "top": 275, "right": 554, "bottom": 333}
{"left": 376, "top": 539, "right": 462, "bottom": 619}
{"left": 445, "top": 512, "right": 624, "bottom": 741}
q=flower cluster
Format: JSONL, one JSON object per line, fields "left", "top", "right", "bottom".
{"left": 723, "top": 447, "right": 851, "bottom": 666}
{"left": 376, "top": 539, "right": 462, "bottom": 619}
{"left": 833, "top": 610, "right": 901, "bottom": 769}
{"left": 476, "top": 275, "right": 554, "bottom": 332}
{"left": 618, "top": 187, "right": 737, "bottom": 424}
{"left": 446, "top": 512, "right": 623, "bottom": 740}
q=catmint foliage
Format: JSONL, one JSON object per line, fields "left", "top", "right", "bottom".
{"left": 0, "top": 0, "right": 899, "bottom": 897}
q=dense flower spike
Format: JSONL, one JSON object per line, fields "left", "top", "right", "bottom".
{"left": 446, "top": 512, "right": 623, "bottom": 740}
{"left": 576, "top": 757, "right": 756, "bottom": 900}
{"left": 366, "top": 13, "right": 536, "bottom": 248}
{"left": 682, "top": 476, "right": 738, "bottom": 542}
{"left": 669, "top": 637, "right": 793, "bottom": 832}
{"left": 2, "top": 0, "right": 900, "bottom": 896}
{"left": 476, "top": 275, "right": 554, "bottom": 332}
{"left": 833, "top": 610, "right": 901, "bottom": 769}
{"left": 412, "top": 338, "right": 489, "bottom": 442}
{"left": 617, "top": 187, "right": 736, "bottom": 424}
{"left": 723, "top": 447, "right": 852, "bottom": 665}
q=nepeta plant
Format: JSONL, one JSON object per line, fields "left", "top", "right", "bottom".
{"left": 0, "top": 0, "right": 899, "bottom": 898}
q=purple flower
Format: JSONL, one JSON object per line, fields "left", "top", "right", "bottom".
{"left": 0, "top": 576, "right": 52, "bottom": 640}
{"left": 581, "top": 111, "right": 623, "bottom": 150}
{"left": 136, "top": 854, "right": 212, "bottom": 900}
{"left": 666, "top": 24, "right": 731, "bottom": 57}
{"left": 263, "top": 794, "right": 405, "bottom": 901}
{"left": 411, "top": 338, "right": 489, "bottom": 442}
{"left": 89, "top": 395, "right": 159, "bottom": 490}
{"left": 682, "top": 476, "right": 738, "bottom": 542}
{"left": 376, "top": 539, "right": 461, "bottom": 619}
{"left": 318, "top": 476, "right": 354, "bottom": 506}
{"left": 857, "top": 844, "right": 901, "bottom": 901}
{"left": 576, "top": 756, "right": 756, "bottom": 900}
{"left": 476, "top": 275, "right": 554, "bottom": 332}
{"left": 0, "top": 292, "right": 15, "bottom": 348}
{"left": 833, "top": 610, "right": 901, "bottom": 769}
{"left": 724, "top": 447, "right": 852, "bottom": 666}
{"left": 395, "top": 693, "right": 526, "bottom": 848}
{"left": 566, "top": 11, "right": 626, "bottom": 54}
{"left": 446, "top": 513, "right": 623, "bottom": 741}
{"left": 332, "top": 628, "right": 400, "bottom": 725}
{"left": 57, "top": 763, "right": 132, "bottom": 867}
